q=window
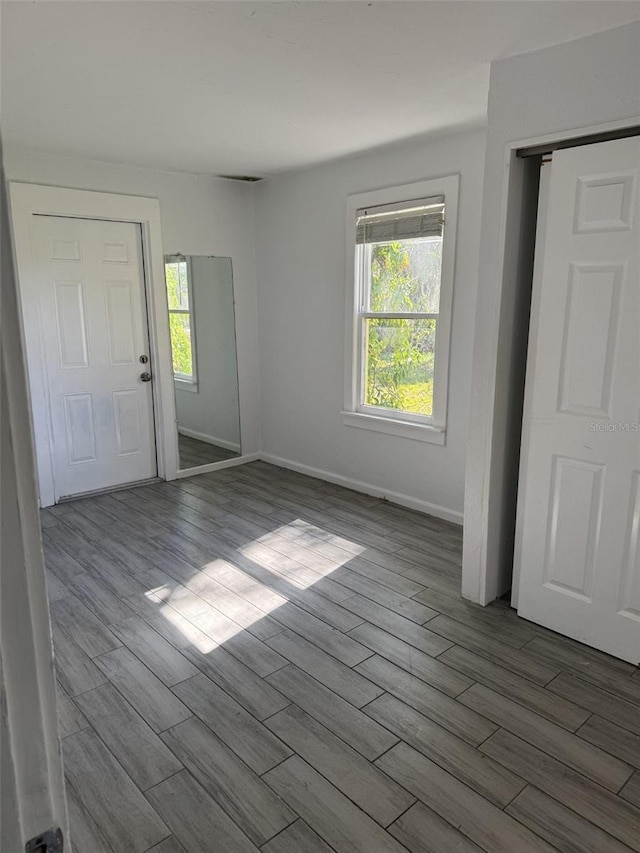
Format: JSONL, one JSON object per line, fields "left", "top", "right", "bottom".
{"left": 165, "top": 255, "right": 197, "bottom": 386}
{"left": 344, "top": 176, "right": 458, "bottom": 443}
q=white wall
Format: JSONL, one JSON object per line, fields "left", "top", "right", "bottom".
{"left": 464, "top": 22, "right": 640, "bottom": 603}
{"left": 255, "top": 128, "right": 486, "bottom": 522}
{"left": 175, "top": 256, "right": 241, "bottom": 451}
{"left": 2, "top": 148, "right": 260, "bottom": 455}
{"left": 1, "top": 156, "right": 67, "bottom": 849}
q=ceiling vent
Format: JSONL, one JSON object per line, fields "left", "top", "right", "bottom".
{"left": 218, "top": 174, "right": 263, "bottom": 182}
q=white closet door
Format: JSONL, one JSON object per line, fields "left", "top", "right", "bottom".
{"left": 516, "top": 136, "right": 640, "bottom": 664}
{"left": 29, "top": 216, "right": 157, "bottom": 499}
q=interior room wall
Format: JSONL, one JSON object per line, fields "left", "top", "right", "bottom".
{"left": 2, "top": 148, "right": 260, "bottom": 455}
{"left": 464, "top": 21, "right": 640, "bottom": 603}
{"left": 254, "top": 127, "right": 486, "bottom": 523}
{"left": 174, "top": 256, "right": 241, "bottom": 452}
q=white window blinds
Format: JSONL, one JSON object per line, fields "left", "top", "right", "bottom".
{"left": 356, "top": 195, "right": 445, "bottom": 244}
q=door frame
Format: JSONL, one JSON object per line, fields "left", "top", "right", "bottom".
{"left": 463, "top": 116, "right": 639, "bottom": 606}
{"left": 9, "top": 182, "right": 179, "bottom": 506}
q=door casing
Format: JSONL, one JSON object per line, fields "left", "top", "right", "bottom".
{"left": 462, "top": 117, "right": 640, "bottom": 607}
{"left": 9, "top": 183, "right": 179, "bottom": 506}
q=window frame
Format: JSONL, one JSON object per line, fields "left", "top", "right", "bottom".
{"left": 165, "top": 254, "right": 198, "bottom": 390}
{"left": 343, "top": 175, "right": 459, "bottom": 444}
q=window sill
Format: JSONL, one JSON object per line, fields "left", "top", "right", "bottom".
{"left": 174, "top": 379, "right": 198, "bottom": 394}
{"left": 341, "top": 411, "right": 446, "bottom": 445}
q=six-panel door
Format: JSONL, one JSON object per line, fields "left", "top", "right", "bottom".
{"left": 30, "top": 215, "right": 157, "bottom": 499}
{"left": 516, "top": 137, "right": 640, "bottom": 664}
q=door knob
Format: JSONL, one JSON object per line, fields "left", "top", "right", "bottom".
{"left": 140, "top": 372, "right": 152, "bottom": 382}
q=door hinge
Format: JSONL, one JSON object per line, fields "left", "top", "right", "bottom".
{"left": 26, "top": 827, "right": 63, "bottom": 853}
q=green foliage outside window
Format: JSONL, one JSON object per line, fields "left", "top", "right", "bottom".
{"left": 365, "top": 239, "right": 441, "bottom": 416}
{"left": 165, "top": 262, "right": 194, "bottom": 379}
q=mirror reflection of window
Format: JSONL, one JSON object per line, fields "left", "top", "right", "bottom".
{"left": 165, "top": 256, "right": 196, "bottom": 384}
{"left": 164, "top": 255, "right": 241, "bottom": 471}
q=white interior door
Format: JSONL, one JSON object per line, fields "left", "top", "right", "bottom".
{"left": 516, "top": 136, "right": 640, "bottom": 664}
{"left": 29, "top": 215, "right": 157, "bottom": 499}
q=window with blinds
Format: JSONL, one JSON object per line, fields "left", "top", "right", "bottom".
{"left": 355, "top": 195, "right": 446, "bottom": 421}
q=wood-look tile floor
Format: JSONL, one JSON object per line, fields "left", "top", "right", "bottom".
{"left": 42, "top": 462, "right": 640, "bottom": 853}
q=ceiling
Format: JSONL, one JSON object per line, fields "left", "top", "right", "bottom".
{"left": 2, "top": 1, "right": 640, "bottom": 177}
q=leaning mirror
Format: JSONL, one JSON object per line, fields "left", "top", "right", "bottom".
{"left": 164, "top": 254, "right": 241, "bottom": 470}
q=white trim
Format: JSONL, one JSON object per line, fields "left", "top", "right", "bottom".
{"left": 344, "top": 175, "right": 459, "bottom": 438}
{"left": 173, "top": 452, "right": 260, "bottom": 478}
{"left": 8, "top": 182, "right": 179, "bottom": 506}
{"left": 341, "top": 410, "right": 446, "bottom": 444}
{"left": 260, "top": 452, "right": 463, "bottom": 525}
{"left": 177, "top": 426, "right": 241, "bottom": 453}
{"left": 511, "top": 159, "right": 552, "bottom": 607}
{"left": 463, "top": 116, "right": 640, "bottom": 605}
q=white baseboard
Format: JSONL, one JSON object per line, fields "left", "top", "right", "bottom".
{"left": 178, "top": 426, "right": 241, "bottom": 453}
{"left": 259, "top": 453, "right": 463, "bottom": 526}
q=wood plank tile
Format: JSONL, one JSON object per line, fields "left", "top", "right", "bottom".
{"left": 50, "top": 595, "right": 121, "bottom": 658}
{"left": 182, "top": 644, "right": 289, "bottom": 720}
{"left": 56, "top": 681, "right": 88, "bottom": 739}
{"left": 266, "top": 664, "right": 398, "bottom": 760}
{"left": 523, "top": 634, "right": 637, "bottom": 679}
{"left": 341, "top": 596, "right": 456, "bottom": 659}
{"left": 45, "top": 568, "right": 70, "bottom": 602}
{"left": 355, "top": 656, "right": 497, "bottom": 746}
{"left": 65, "top": 781, "right": 115, "bottom": 853}
{"left": 480, "top": 729, "right": 640, "bottom": 851}
{"left": 337, "top": 556, "right": 426, "bottom": 598}
{"left": 365, "top": 693, "right": 524, "bottom": 807}
{"left": 620, "top": 771, "right": 640, "bottom": 807}
{"left": 458, "top": 683, "right": 632, "bottom": 792}
{"left": 413, "top": 589, "right": 537, "bottom": 648}
{"left": 547, "top": 672, "right": 640, "bottom": 735}
{"left": 266, "top": 629, "right": 383, "bottom": 707}
{"left": 349, "top": 622, "right": 466, "bottom": 694}
{"left": 181, "top": 569, "right": 283, "bottom": 639}
{"left": 42, "top": 531, "right": 91, "bottom": 582}
{"left": 172, "top": 673, "right": 291, "bottom": 774}
{"left": 439, "top": 644, "right": 589, "bottom": 730}
{"left": 260, "top": 820, "right": 333, "bottom": 853}
{"left": 263, "top": 755, "right": 408, "bottom": 853}
{"left": 524, "top": 635, "right": 640, "bottom": 703}
{"left": 389, "top": 802, "right": 484, "bottom": 853}
{"left": 376, "top": 742, "right": 556, "bottom": 853}
{"left": 147, "top": 838, "right": 187, "bottom": 853}
{"left": 270, "top": 602, "right": 372, "bottom": 666}
{"left": 51, "top": 622, "right": 107, "bottom": 697}
{"left": 95, "top": 647, "right": 192, "bottom": 733}
{"left": 124, "top": 589, "right": 216, "bottom": 652}
{"left": 427, "top": 615, "right": 559, "bottom": 685}
{"left": 399, "top": 563, "right": 462, "bottom": 598}
{"left": 161, "top": 716, "right": 295, "bottom": 845}
{"left": 265, "top": 704, "right": 414, "bottom": 826}
{"left": 63, "top": 728, "right": 168, "bottom": 852}
{"left": 75, "top": 683, "right": 183, "bottom": 790}
{"left": 506, "top": 785, "right": 636, "bottom": 853}
{"left": 110, "top": 616, "right": 199, "bottom": 686}
{"left": 333, "top": 567, "right": 435, "bottom": 622}
{"left": 145, "top": 770, "right": 259, "bottom": 853}
{"left": 66, "top": 572, "right": 135, "bottom": 625}
{"left": 281, "top": 585, "right": 364, "bottom": 632}
{"left": 577, "top": 715, "right": 640, "bottom": 768}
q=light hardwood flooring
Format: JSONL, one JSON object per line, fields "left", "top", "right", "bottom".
{"left": 42, "top": 461, "right": 640, "bottom": 853}
{"left": 178, "top": 433, "right": 239, "bottom": 469}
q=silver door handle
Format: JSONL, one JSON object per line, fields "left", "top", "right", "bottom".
{"left": 140, "top": 372, "right": 152, "bottom": 382}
